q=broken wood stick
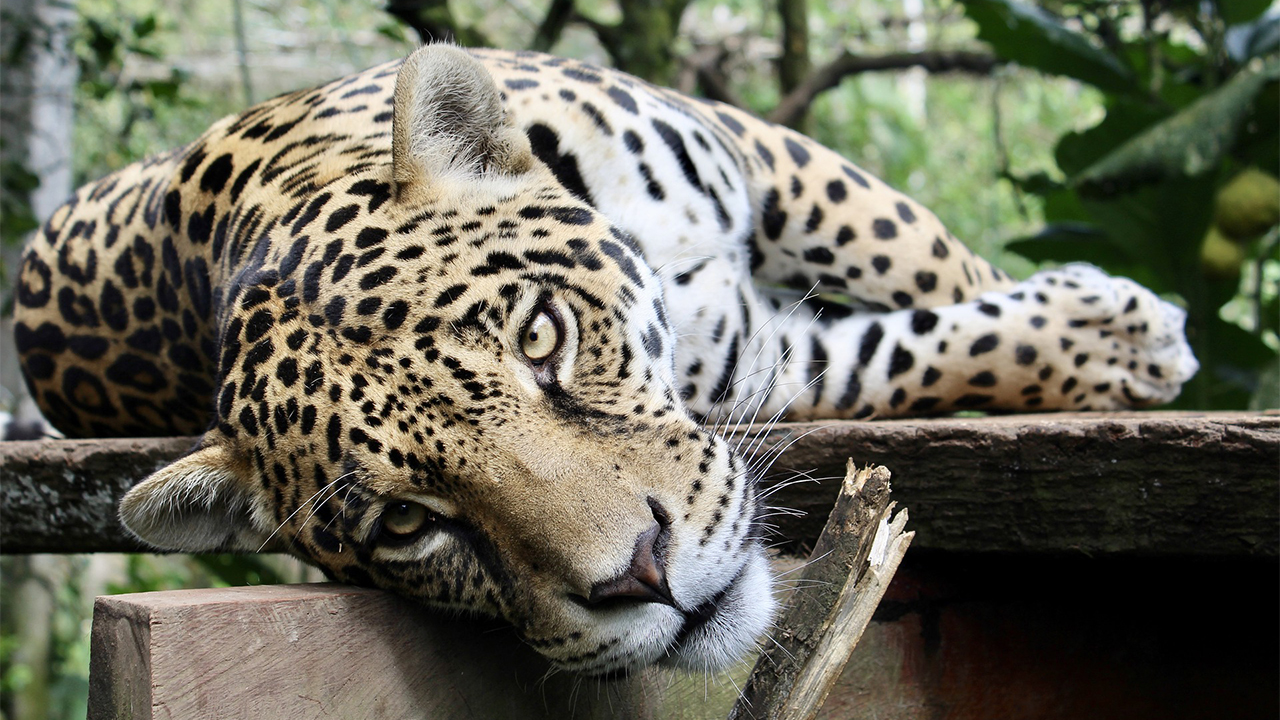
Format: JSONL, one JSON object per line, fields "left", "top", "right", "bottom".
{"left": 729, "top": 462, "right": 913, "bottom": 720}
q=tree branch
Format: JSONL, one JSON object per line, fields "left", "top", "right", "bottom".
{"left": 384, "top": 0, "right": 491, "bottom": 47}
{"left": 529, "top": 0, "right": 575, "bottom": 53}
{"left": 678, "top": 42, "right": 748, "bottom": 109}
{"left": 767, "top": 49, "right": 1001, "bottom": 127}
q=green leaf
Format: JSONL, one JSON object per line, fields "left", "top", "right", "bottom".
{"left": 1220, "top": 0, "right": 1273, "bottom": 26}
{"left": 1055, "top": 99, "right": 1169, "bottom": 177}
{"left": 1078, "top": 173, "right": 1221, "bottom": 293}
{"left": 1074, "top": 57, "right": 1280, "bottom": 197}
{"left": 961, "top": 0, "right": 1138, "bottom": 94}
{"left": 193, "top": 554, "right": 287, "bottom": 587}
{"left": 132, "top": 14, "right": 157, "bottom": 39}
{"left": 1005, "top": 222, "right": 1136, "bottom": 266}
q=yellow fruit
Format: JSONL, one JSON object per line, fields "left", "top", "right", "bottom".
{"left": 1201, "top": 226, "right": 1245, "bottom": 279}
{"left": 1215, "top": 167, "right": 1280, "bottom": 241}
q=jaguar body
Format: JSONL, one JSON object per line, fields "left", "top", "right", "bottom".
{"left": 14, "top": 45, "right": 1196, "bottom": 674}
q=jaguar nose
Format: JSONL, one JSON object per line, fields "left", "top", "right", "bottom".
{"left": 583, "top": 500, "right": 674, "bottom": 607}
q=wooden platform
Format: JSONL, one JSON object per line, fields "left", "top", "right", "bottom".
{"left": 4, "top": 411, "right": 1276, "bottom": 719}
{"left": 3, "top": 412, "right": 1276, "bottom": 555}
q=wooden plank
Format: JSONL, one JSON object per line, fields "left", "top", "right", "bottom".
{"left": 736, "top": 411, "right": 1279, "bottom": 556}
{"left": 1, "top": 436, "right": 192, "bottom": 553}
{"left": 87, "top": 583, "right": 663, "bottom": 720}
{"left": 3, "top": 412, "right": 1277, "bottom": 555}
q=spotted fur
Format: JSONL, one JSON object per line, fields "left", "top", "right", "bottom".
{"left": 13, "top": 45, "right": 1196, "bottom": 674}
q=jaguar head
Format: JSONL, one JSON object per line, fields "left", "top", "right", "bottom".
{"left": 120, "top": 44, "right": 775, "bottom": 675}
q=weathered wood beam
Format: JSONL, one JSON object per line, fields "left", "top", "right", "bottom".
{"left": 739, "top": 412, "right": 1279, "bottom": 557}
{"left": 88, "top": 583, "right": 664, "bottom": 720}
{"left": 3, "top": 412, "right": 1277, "bottom": 555}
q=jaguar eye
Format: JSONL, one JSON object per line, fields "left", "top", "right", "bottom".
{"left": 382, "top": 501, "right": 430, "bottom": 537}
{"left": 521, "top": 309, "right": 560, "bottom": 363}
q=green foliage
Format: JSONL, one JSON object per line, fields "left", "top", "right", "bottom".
{"left": 72, "top": 1, "right": 202, "bottom": 184}
{"left": 963, "top": 0, "right": 1280, "bottom": 409}
{"left": 963, "top": 0, "right": 1137, "bottom": 93}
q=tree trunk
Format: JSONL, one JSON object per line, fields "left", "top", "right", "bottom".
{"left": 383, "top": 0, "right": 490, "bottom": 47}
{"left": 777, "top": 0, "right": 810, "bottom": 130}
{"left": 0, "top": 0, "right": 77, "bottom": 438}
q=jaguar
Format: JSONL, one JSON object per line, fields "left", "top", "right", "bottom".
{"left": 13, "top": 44, "right": 1197, "bottom": 675}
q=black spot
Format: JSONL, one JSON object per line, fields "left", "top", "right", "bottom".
{"left": 804, "top": 204, "right": 823, "bottom": 233}
{"left": 581, "top": 103, "right": 612, "bottom": 134}
{"left": 871, "top": 256, "right": 891, "bottom": 275}
{"left": 968, "top": 371, "right": 996, "bottom": 387}
{"left": 1030, "top": 316, "right": 1047, "bottom": 329}
{"left": 359, "top": 265, "right": 398, "bottom": 291}
{"left": 755, "top": 140, "right": 775, "bottom": 171}
{"left": 57, "top": 288, "right": 98, "bottom": 327}
{"left": 911, "top": 310, "right": 938, "bottom": 335}
{"left": 887, "top": 344, "right": 914, "bottom": 379}
{"left": 803, "top": 247, "right": 834, "bottom": 265}
{"left": 1074, "top": 352, "right": 1089, "bottom": 367}
{"left": 783, "top": 137, "right": 810, "bottom": 167}
{"left": 17, "top": 255, "right": 53, "bottom": 308}
{"left": 62, "top": 366, "right": 116, "bottom": 417}
{"left": 383, "top": 300, "right": 408, "bottom": 330}
{"left": 858, "top": 322, "right": 883, "bottom": 365}
{"left": 434, "top": 284, "right": 467, "bottom": 308}
{"left": 826, "top": 180, "right": 847, "bottom": 203}
{"left": 931, "top": 237, "right": 949, "bottom": 259}
{"left": 922, "top": 366, "right": 941, "bottom": 386}
{"left": 955, "top": 394, "right": 992, "bottom": 408}
{"left": 200, "top": 154, "right": 235, "bottom": 194}
{"left": 872, "top": 218, "right": 897, "bottom": 240}
{"left": 325, "top": 204, "right": 360, "bottom": 232}
{"left": 835, "top": 226, "right": 855, "bottom": 246}
{"left": 912, "top": 271, "right": 938, "bottom": 294}
{"left": 835, "top": 372, "right": 861, "bottom": 411}
{"left": 562, "top": 68, "right": 601, "bottom": 83}
{"left": 324, "top": 296, "right": 346, "bottom": 326}
{"left": 978, "top": 302, "right": 1001, "bottom": 317}
{"left": 599, "top": 240, "right": 644, "bottom": 286}
{"left": 526, "top": 124, "right": 597, "bottom": 206}
{"left": 607, "top": 86, "right": 638, "bottom": 113}
{"left": 842, "top": 165, "right": 870, "bottom": 188}
{"left": 504, "top": 78, "right": 538, "bottom": 90}
{"left": 892, "top": 291, "right": 913, "bottom": 308}
{"left": 809, "top": 337, "right": 828, "bottom": 405}
{"left": 969, "top": 333, "right": 999, "bottom": 356}
{"left": 716, "top": 112, "right": 745, "bottom": 136}
{"left": 909, "top": 397, "right": 939, "bottom": 413}
{"left": 761, "top": 188, "right": 786, "bottom": 241}
{"left": 14, "top": 322, "right": 67, "bottom": 354}
{"left": 652, "top": 119, "right": 704, "bottom": 192}
{"left": 895, "top": 202, "right": 917, "bottom": 223}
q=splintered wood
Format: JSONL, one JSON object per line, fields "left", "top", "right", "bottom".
{"left": 729, "top": 462, "right": 913, "bottom": 720}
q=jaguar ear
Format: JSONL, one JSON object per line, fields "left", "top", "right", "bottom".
{"left": 119, "top": 443, "right": 277, "bottom": 552}
{"left": 391, "top": 44, "right": 533, "bottom": 191}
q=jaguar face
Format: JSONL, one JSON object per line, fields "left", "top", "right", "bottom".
{"left": 118, "top": 44, "right": 775, "bottom": 675}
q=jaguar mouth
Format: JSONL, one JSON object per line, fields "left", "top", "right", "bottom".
{"left": 671, "top": 581, "right": 733, "bottom": 649}
{"left": 659, "top": 549, "right": 775, "bottom": 671}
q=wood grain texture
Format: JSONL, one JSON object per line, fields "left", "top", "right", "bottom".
{"left": 731, "top": 464, "right": 914, "bottom": 720}
{"left": 732, "top": 411, "right": 1279, "bottom": 556}
{"left": 3, "top": 412, "right": 1276, "bottom": 554}
{"left": 86, "top": 583, "right": 663, "bottom": 720}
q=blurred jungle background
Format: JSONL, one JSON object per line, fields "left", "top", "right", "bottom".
{"left": 1, "top": 0, "right": 1276, "bottom": 717}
